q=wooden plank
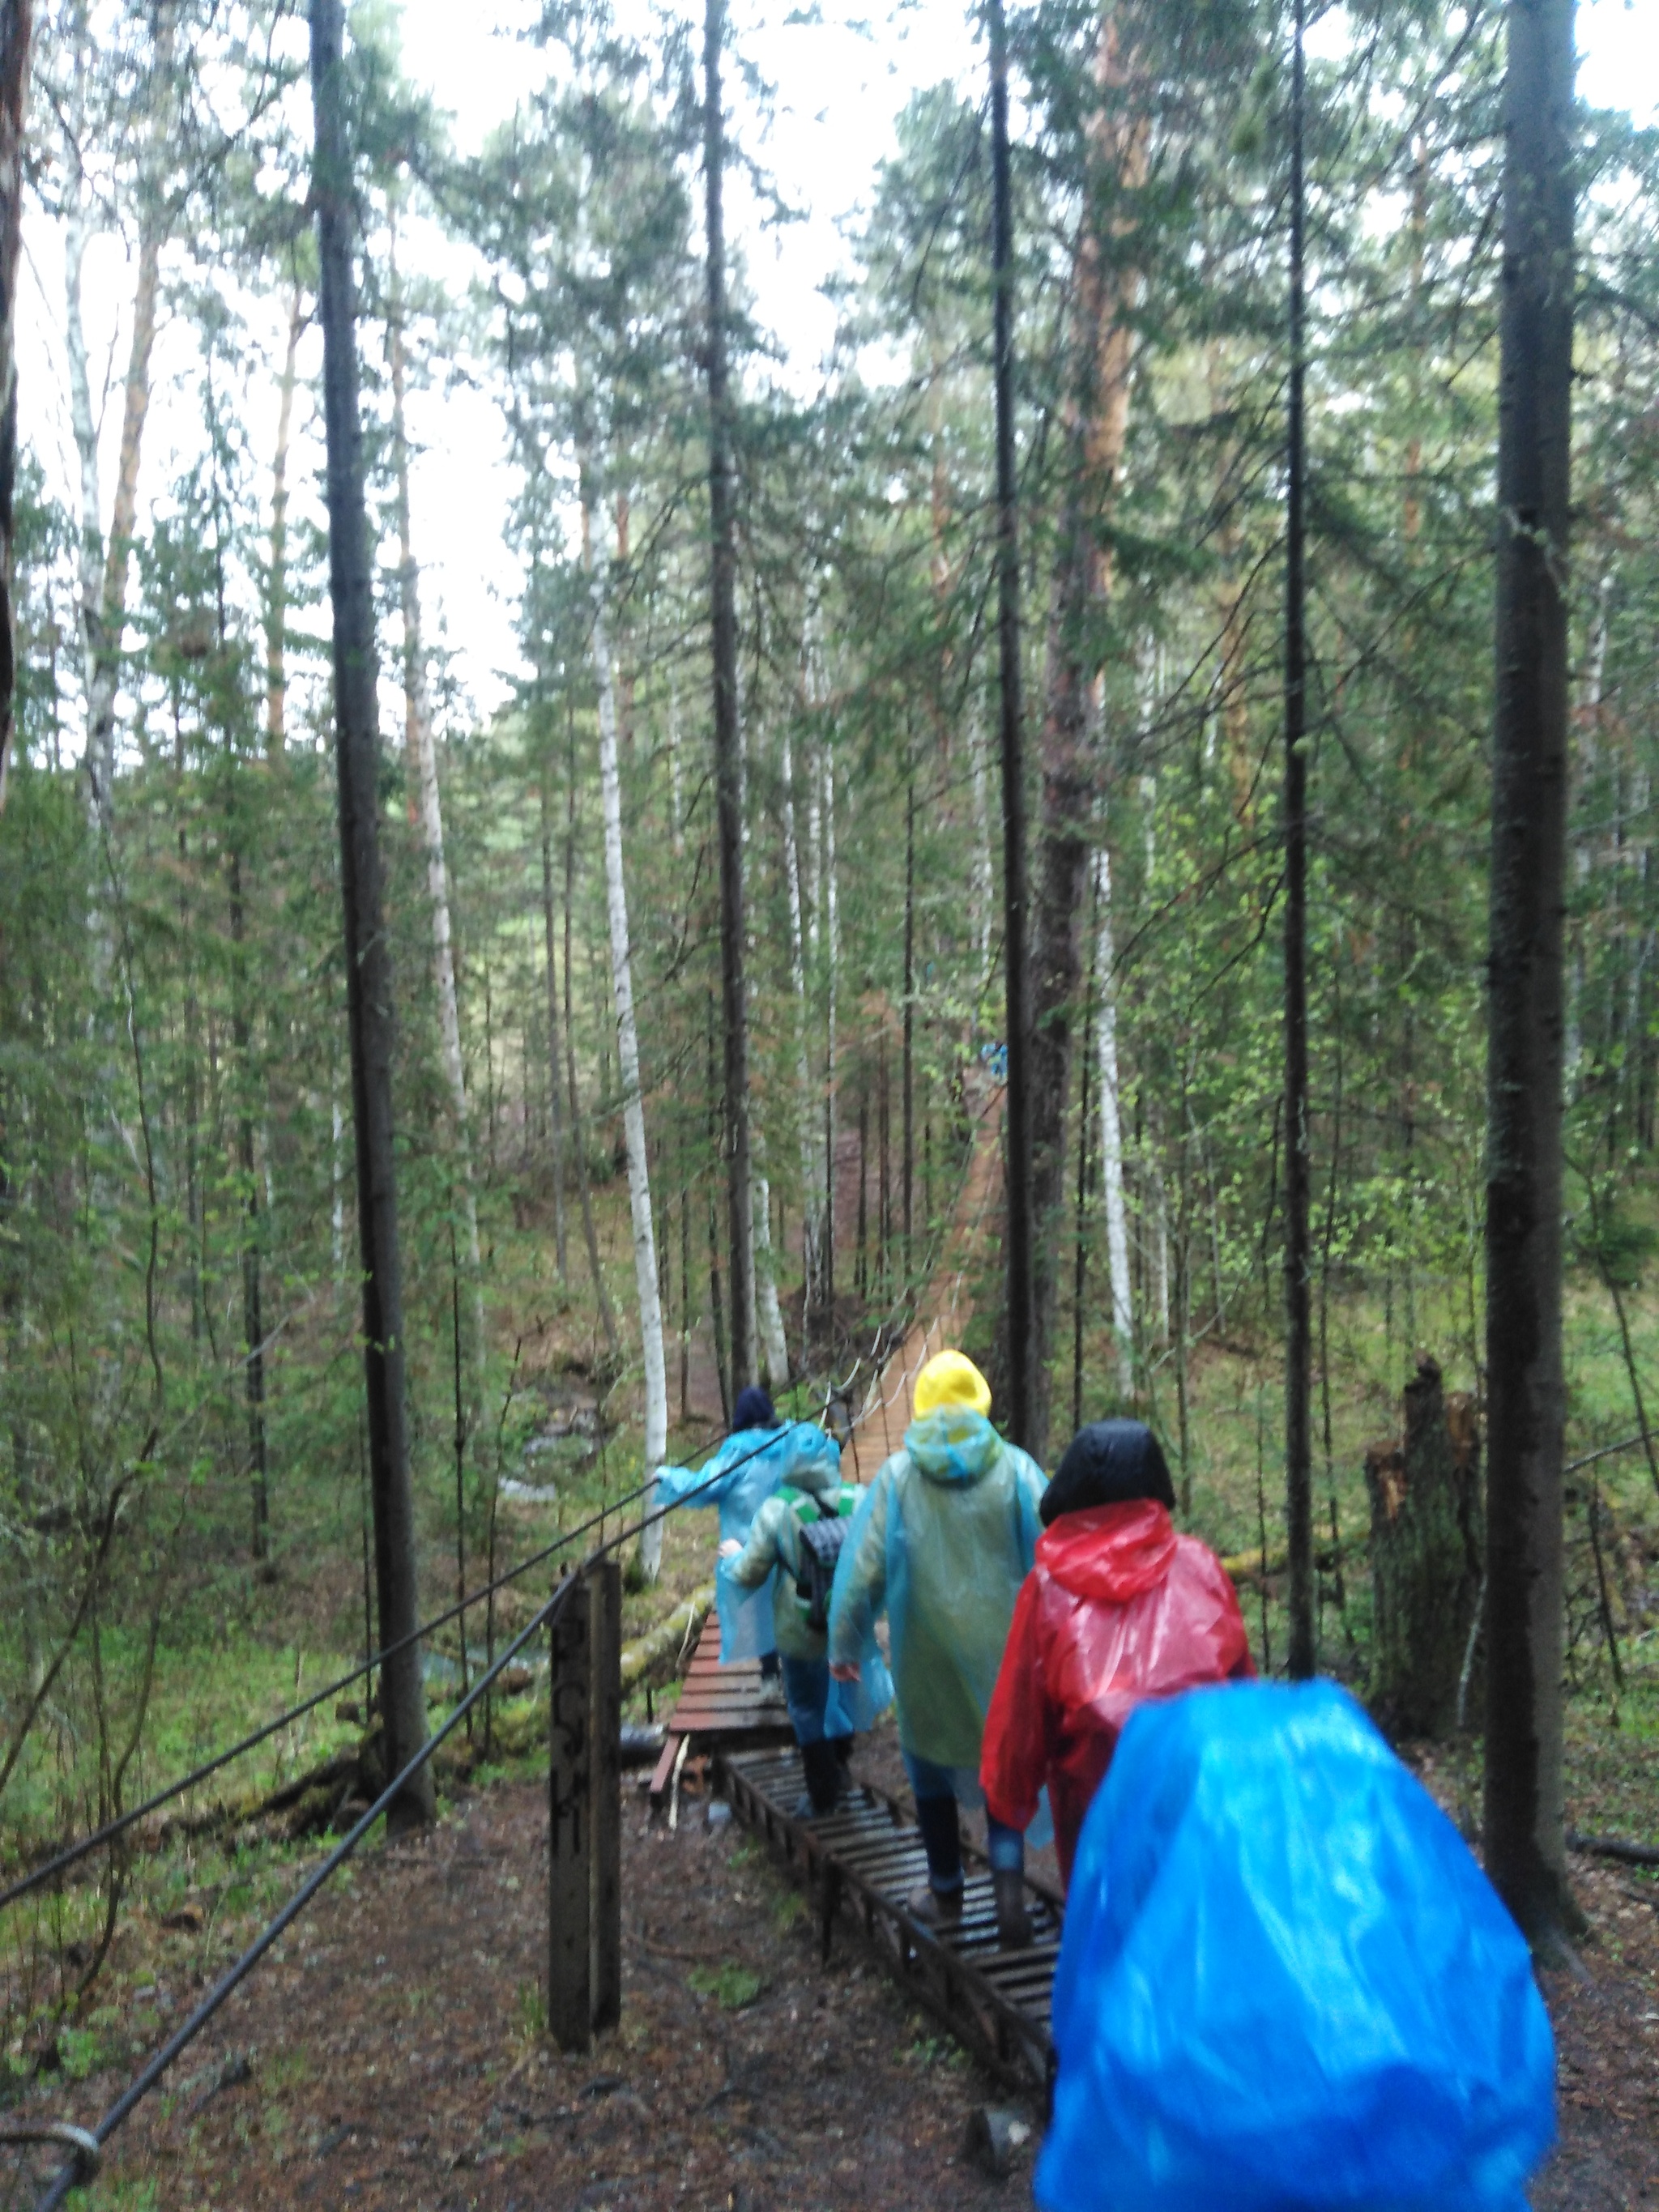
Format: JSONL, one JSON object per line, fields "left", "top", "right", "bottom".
{"left": 548, "top": 1575, "right": 591, "bottom": 2052}
{"left": 647, "top": 1730, "right": 683, "bottom": 1807}
{"left": 588, "top": 1558, "right": 623, "bottom": 2034}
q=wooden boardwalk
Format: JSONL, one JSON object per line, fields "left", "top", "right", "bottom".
{"left": 718, "top": 1742, "right": 1062, "bottom": 2092}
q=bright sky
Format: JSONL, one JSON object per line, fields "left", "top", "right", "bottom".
{"left": 17, "top": 0, "right": 1658, "bottom": 744}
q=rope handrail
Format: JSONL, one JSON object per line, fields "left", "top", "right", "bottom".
{"left": 23, "top": 1468, "right": 747, "bottom": 2212}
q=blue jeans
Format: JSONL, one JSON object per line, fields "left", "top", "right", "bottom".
{"left": 903, "top": 1748, "right": 1025, "bottom": 1892}
{"left": 781, "top": 1655, "right": 834, "bottom": 1745}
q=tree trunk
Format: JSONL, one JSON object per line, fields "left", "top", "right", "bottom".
{"left": 704, "top": 0, "right": 754, "bottom": 1397}
{"left": 781, "top": 725, "right": 825, "bottom": 1315}
{"left": 265, "top": 283, "right": 304, "bottom": 759}
{"left": 1365, "top": 1357, "right": 1482, "bottom": 1741}
{"left": 565, "top": 706, "right": 621, "bottom": 1360}
{"left": 387, "top": 228, "right": 487, "bottom": 1419}
{"left": 1024, "top": 11, "right": 1145, "bottom": 1458}
{"left": 585, "top": 490, "right": 668, "bottom": 1572}
{"left": 539, "top": 778, "right": 569, "bottom": 1282}
{"left": 0, "top": 0, "right": 32, "bottom": 807}
{"left": 1283, "top": 0, "right": 1315, "bottom": 1681}
{"left": 65, "top": 4, "right": 173, "bottom": 831}
{"left": 1093, "top": 846, "right": 1134, "bottom": 1396}
{"left": 1482, "top": 0, "right": 1578, "bottom": 1952}
{"left": 753, "top": 1170, "right": 790, "bottom": 1390}
{"left": 228, "top": 841, "right": 268, "bottom": 1564}
{"left": 902, "top": 776, "right": 915, "bottom": 1264}
{"left": 309, "top": 0, "right": 430, "bottom": 1830}
{"left": 989, "top": 0, "right": 1033, "bottom": 1448}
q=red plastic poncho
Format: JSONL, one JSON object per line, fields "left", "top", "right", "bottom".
{"left": 981, "top": 1498, "right": 1253, "bottom": 1886}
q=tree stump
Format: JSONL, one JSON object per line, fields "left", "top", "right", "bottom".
{"left": 1364, "top": 1357, "right": 1482, "bottom": 1740}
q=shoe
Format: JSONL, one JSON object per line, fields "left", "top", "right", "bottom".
{"left": 993, "top": 1868, "right": 1032, "bottom": 1950}
{"left": 795, "top": 1737, "right": 842, "bottom": 1818}
{"left": 906, "top": 1882, "right": 964, "bottom": 1930}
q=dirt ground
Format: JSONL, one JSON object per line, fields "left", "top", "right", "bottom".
{"left": 4, "top": 1711, "right": 1657, "bottom": 2212}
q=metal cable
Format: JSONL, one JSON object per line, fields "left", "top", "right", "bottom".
{"left": 26, "top": 1459, "right": 778, "bottom": 2212}
{"left": 0, "top": 1425, "right": 789, "bottom": 1916}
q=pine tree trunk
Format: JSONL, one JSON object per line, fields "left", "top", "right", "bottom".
{"left": 0, "top": 0, "right": 32, "bottom": 807}
{"left": 309, "top": 0, "right": 430, "bottom": 1829}
{"left": 1482, "top": 0, "right": 1578, "bottom": 1951}
{"left": 1283, "top": 0, "right": 1315, "bottom": 1680}
{"left": 989, "top": 0, "right": 1034, "bottom": 1447}
{"left": 228, "top": 841, "right": 269, "bottom": 1563}
{"left": 781, "top": 726, "right": 825, "bottom": 1315}
{"left": 1023, "top": 8, "right": 1145, "bottom": 1456}
{"left": 586, "top": 494, "right": 668, "bottom": 1572}
{"left": 265, "top": 284, "right": 303, "bottom": 759}
{"left": 704, "top": 0, "right": 754, "bottom": 1396}
{"left": 387, "top": 232, "right": 487, "bottom": 1417}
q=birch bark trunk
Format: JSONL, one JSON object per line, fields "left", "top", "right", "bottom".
{"left": 1092, "top": 846, "right": 1134, "bottom": 1395}
{"left": 64, "top": 8, "right": 173, "bottom": 831}
{"left": 583, "top": 492, "right": 668, "bottom": 1573}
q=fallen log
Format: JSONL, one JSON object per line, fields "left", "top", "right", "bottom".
{"left": 1567, "top": 1830, "right": 1659, "bottom": 1869}
{"left": 620, "top": 1583, "right": 715, "bottom": 1693}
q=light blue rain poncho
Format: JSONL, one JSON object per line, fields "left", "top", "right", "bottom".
{"left": 828, "top": 1400, "right": 1046, "bottom": 1800}
{"left": 729, "top": 1471, "right": 894, "bottom": 1736}
{"left": 656, "top": 1417, "right": 844, "bottom": 1661}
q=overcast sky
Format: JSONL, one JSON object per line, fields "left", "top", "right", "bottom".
{"left": 18, "top": 0, "right": 1657, "bottom": 744}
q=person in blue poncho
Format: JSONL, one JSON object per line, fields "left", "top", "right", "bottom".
{"left": 1038, "top": 1681, "right": 1556, "bottom": 2212}
{"left": 829, "top": 1349, "right": 1047, "bottom": 1945}
{"left": 723, "top": 1456, "right": 893, "bottom": 1817}
{"left": 654, "top": 1386, "right": 843, "bottom": 1681}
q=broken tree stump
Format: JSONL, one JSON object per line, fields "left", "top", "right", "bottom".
{"left": 1364, "top": 1357, "right": 1482, "bottom": 1741}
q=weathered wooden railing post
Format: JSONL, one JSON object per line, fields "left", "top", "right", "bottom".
{"left": 548, "top": 1558, "right": 623, "bottom": 2050}
{"left": 588, "top": 1557, "right": 622, "bottom": 2032}
{"left": 548, "top": 1573, "right": 591, "bottom": 2049}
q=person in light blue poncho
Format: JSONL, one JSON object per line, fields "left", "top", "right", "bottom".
{"left": 655, "top": 1386, "right": 843, "bottom": 1672}
{"left": 829, "top": 1349, "right": 1046, "bottom": 1942}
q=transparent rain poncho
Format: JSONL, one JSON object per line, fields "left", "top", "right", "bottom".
{"left": 1038, "top": 1680, "right": 1556, "bottom": 2212}
{"left": 656, "top": 1421, "right": 843, "bottom": 1661}
{"left": 828, "top": 1405, "right": 1046, "bottom": 1781}
{"left": 730, "top": 1476, "right": 894, "bottom": 1733}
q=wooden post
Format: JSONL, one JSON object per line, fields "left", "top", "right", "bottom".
{"left": 548, "top": 1575, "right": 591, "bottom": 2050}
{"left": 587, "top": 1558, "right": 623, "bottom": 2032}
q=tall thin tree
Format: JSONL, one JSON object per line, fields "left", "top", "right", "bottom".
{"left": 989, "top": 0, "right": 1033, "bottom": 1447}
{"left": 1283, "top": 0, "right": 1315, "bottom": 1680}
{"left": 704, "top": 0, "right": 754, "bottom": 1397}
{"left": 1483, "top": 0, "right": 1578, "bottom": 1952}
{"left": 0, "top": 0, "right": 32, "bottom": 806}
{"left": 310, "top": 0, "right": 430, "bottom": 1830}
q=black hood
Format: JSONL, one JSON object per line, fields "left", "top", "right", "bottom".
{"left": 1040, "top": 1420, "right": 1176, "bottom": 1526}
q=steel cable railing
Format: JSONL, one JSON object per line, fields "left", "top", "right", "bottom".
{"left": 21, "top": 1465, "right": 755, "bottom": 2212}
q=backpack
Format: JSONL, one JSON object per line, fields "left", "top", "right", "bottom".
{"left": 780, "top": 1483, "right": 856, "bottom": 1634}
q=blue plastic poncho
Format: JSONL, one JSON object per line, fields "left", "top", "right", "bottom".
{"left": 656, "top": 1421, "right": 843, "bottom": 1661}
{"left": 1038, "top": 1680, "right": 1557, "bottom": 2212}
{"left": 828, "top": 1405, "right": 1045, "bottom": 1785}
{"left": 729, "top": 1483, "right": 894, "bottom": 1735}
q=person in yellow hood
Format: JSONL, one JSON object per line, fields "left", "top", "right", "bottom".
{"left": 828, "top": 1349, "right": 1046, "bottom": 1944}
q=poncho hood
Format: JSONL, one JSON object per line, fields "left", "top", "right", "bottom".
{"left": 1037, "top": 1498, "right": 1179, "bottom": 1604}
{"left": 904, "top": 1405, "right": 1004, "bottom": 1485}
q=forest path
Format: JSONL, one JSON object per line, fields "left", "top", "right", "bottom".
{"left": 842, "top": 1075, "right": 1004, "bottom": 1482}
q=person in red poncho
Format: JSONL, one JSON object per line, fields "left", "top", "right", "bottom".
{"left": 981, "top": 1420, "right": 1254, "bottom": 1889}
